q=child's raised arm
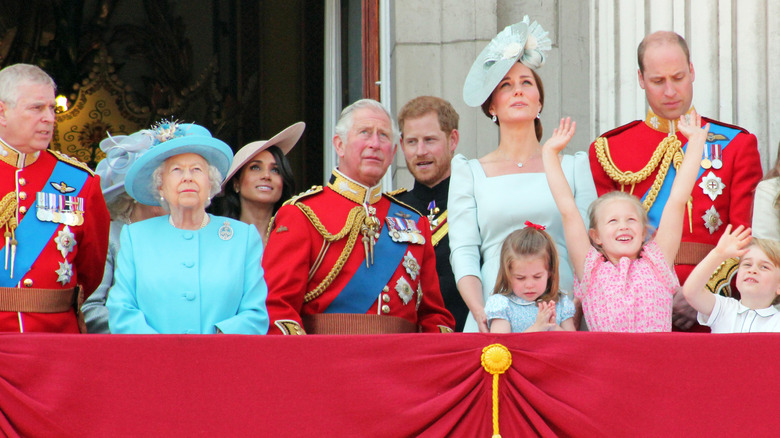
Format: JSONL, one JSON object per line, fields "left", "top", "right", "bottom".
{"left": 542, "top": 118, "right": 589, "bottom": 281}
{"left": 656, "top": 111, "right": 709, "bottom": 267}
{"left": 682, "top": 224, "right": 751, "bottom": 318}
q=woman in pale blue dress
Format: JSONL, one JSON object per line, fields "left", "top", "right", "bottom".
{"left": 451, "top": 16, "right": 597, "bottom": 332}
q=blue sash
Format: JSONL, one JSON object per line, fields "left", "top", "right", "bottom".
{"left": 642, "top": 122, "right": 740, "bottom": 228}
{"left": 325, "top": 202, "right": 413, "bottom": 314}
{"left": 0, "top": 161, "right": 87, "bottom": 286}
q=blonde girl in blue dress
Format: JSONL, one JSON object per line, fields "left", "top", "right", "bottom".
{"left": 486, "top": 223, "right": 576, "bottom": 333}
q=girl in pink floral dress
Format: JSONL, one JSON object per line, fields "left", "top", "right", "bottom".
{"left": 541, "top": 114, "right": 707, "bottom": 332}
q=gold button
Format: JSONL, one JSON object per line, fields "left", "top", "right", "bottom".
{"left": 23, "top": 279, "right": 33, "bottom": 288}
{"left": 18, "top": 192, "right": 26, "bottom": 200}
{"left": 382, "top": 294, "right": 390, "bottom": 303}
{"left": 382, "top": 286, "right": 389, "bottom": 292}
{"left": 381, "top": 304, "right": 390, "bottom": 314}
{"left": 19, "top": 206, "right": 27, "bottom": 214}
{"left": 18, "top": 178, "right": 25, "bottom": 186}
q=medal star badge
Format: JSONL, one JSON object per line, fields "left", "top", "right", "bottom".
{"left": 395, "top": 277, "right": 414, "bottom": 305}
{"left": 702, "top": 206, "right": 722, "bottom": 234}
{"left": 55, "top": 260, "right": 74, "bottom": 285}
{"left": 54, "top": 226, "right": 77, "bottom": 258}
{"left": 698, "top": 171, "right": 725, "bottom": 201}
{"left": 402, "top": 251, "right": 420, "bottom": 280}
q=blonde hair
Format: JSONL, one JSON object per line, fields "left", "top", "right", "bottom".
{"left": 588, "top": 191, "right": 654, "bottom": 257}
{"left": 744, "top": 238, "right": 780, "bottom": 305}
{"left": 493, "top": 227, "right": 560, "bottom": 302}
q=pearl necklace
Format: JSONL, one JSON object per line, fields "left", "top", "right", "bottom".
{"left": 169, "top": 213, "right": 210, "bottom": 229}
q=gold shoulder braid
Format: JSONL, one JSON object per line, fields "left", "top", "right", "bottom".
{"left": 50, "top": 150, "right": 95, "bottom": 176}
{"left": 594, "top": 135, "right": 683, "bottom": 211}
{"left": 386, "top": 188, "right": 407, "bottom": 196}
{"left": 296, "top": 203, "right": 367, "bottom": 303}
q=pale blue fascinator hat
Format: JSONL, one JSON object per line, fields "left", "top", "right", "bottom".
{"left": 95, "top": 131, "right": 155, "bottom": 204}
{"left": 462, "top": 16, "right": 552, "bottom": 107}
{"left": 122, "top": 121, "right": 233, "bottom": 206}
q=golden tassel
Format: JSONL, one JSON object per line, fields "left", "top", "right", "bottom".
{"left": 481, "top": 344, "right": 512, "bottom": 438}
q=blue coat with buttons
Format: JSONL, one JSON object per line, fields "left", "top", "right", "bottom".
{"left": 107, "top": 215, "right": 269, "bottom": 334}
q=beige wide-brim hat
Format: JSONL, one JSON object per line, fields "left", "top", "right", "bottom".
{"left": 223, "top": 122, "right": 305, "bottom": 183}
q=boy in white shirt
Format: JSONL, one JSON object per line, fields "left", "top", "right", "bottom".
{"left": 683, "top": 225, "right": 780, "bottom": 333}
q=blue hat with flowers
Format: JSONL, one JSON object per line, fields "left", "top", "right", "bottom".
{"left": 462, "top": 16, "right": 551, "bottom": 107}
{"left": 123, "top": 121, "right": 233, "bottom": 206}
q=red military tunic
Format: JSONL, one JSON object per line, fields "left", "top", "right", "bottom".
{"left": 0, "top": 142, "right": 110, "bottom": 333}
{"left": 263, "top": 169, "right": 455, "bottom": 335}
{"left": 589, "top": 109, "right": 762, "bottom": 287}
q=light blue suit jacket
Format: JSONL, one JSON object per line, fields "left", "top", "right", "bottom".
{"left": 107, "top": 215, "right": 269, "bottom": 334}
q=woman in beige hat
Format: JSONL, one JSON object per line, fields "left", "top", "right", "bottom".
{"left": 216, "top": 122, "right": 305, "bottom": 245}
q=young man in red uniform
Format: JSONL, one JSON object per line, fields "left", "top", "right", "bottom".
{"left": 588, "top": 32, "right": 762, "bottom": 331}
{"left": 0, "top": 64, "right": 110, "bottom": 332}
{"left": 263, "top": 99, "right": 455, "bottom": 334}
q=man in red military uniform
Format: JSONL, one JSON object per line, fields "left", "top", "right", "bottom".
{"left": 589, "top": 32, "right": 762, "bottom": 330}
{"left": 263, "top": 99, "right": 455, "bottom": 334}
{"left": 0, "top": 64, "right": 110, "bottom": 333}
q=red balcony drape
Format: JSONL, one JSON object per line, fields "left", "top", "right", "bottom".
{"left": 0, "top": 332, "right": 777, "bottom": 437}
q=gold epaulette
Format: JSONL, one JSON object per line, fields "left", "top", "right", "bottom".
{"left": 384, "top": 192, "right": 424, "bottom": 217}
{"left": 283, "top": 185, "right": 323, "bottom": 207}
{"left": 386, "top": 187, "right": 407, "bottom": 196}
{"left": 49, "top": 150, "right": 95, "bottom": 176}
{"left": 706, "top": 257, "right": 739, "bottom": 297}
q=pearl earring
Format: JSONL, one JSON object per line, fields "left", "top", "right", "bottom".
{"left": 536, "top": 112, "right": 541, "bottom": 119}
{"left": 491, "top": 114, "right": 497, "bottom": 123}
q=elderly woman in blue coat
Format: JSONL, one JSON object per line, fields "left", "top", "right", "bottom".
{"left": 106, "top": 122, "right": 269, "bottom": 334}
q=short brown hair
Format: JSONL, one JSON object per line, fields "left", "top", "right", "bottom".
{"left": 480, "top": 63, "right": 545, "bottom": 141}
{"left": 637, "top": 31, "right": 691, "bottom": 73}
{"left": 493, "top": 226, "right": 560, "bottom": 302}
{"left": 398, "top": 96, "right": 459, "bottom": 136}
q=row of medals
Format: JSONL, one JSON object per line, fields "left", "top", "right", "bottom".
{"left": 36, "top": 193, "right": 84, "bottom": 226}
{"left": 700, "top": 143, "right": 723, "bottom": 170}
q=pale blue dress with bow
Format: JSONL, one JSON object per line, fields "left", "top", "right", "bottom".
{"left": 448, "top": 152, "right": 596, "bottom": 332}
{"left": 485, "top": 293, "right": 576, "bottom": 332}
